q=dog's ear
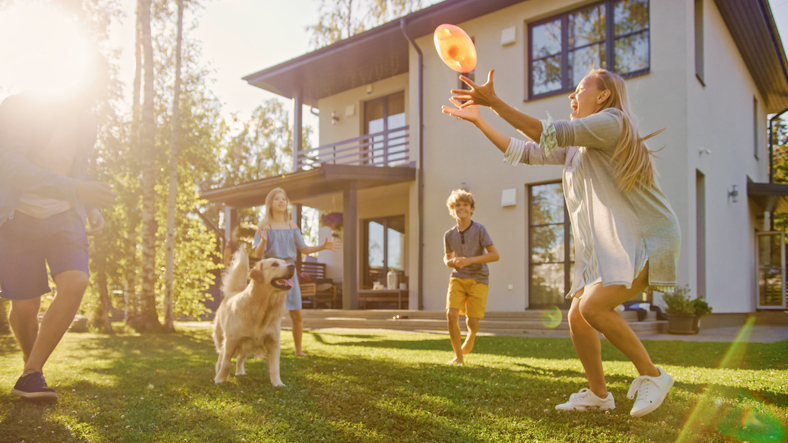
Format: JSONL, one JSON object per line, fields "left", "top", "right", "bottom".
{"left": 249, "top": 263, "right": 264, "bottom": 283}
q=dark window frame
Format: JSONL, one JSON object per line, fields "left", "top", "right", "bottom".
{"left": 362, "top": 215, "right": 406, "bottom": 288}
{"left": 527, "top": 182, "right": 573, "bottom": 309}
{"left": 527, "top": 0, "right": 651, "bottom": 100}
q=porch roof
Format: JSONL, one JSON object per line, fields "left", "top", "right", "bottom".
{"left": 201, "top": 164, "right": 416, "bottom": 209}
{"left": 748, "top": 182, "right": 788, "bottom": 213}
{"left": 242, "top": 0, "right": 788, "bottom": 113}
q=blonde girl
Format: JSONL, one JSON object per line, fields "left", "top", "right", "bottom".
{"left": 443, "top": 69, "right": 679, "bottom": 418}
{"left": 254, "top": 187, "right": 341, "bottom": 355}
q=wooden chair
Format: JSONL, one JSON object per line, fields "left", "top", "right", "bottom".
{"left": 299, "top": 262, "right": 340, "bottom": 309}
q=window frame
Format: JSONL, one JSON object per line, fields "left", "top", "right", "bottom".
{"left": 527, "top": 0, "right": 651, "bottom": 101}
{"left": 527, "top": 182, "right": 573, "bottom": 309}
{"left": 362, "top": 215, "right": 406, "bottom": 288}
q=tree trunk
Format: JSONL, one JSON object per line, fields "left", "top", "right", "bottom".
{"left": 0, "top": 299, "right": 9, "bottom": 335}
{"left": 135, "top": 0, "right": 161, "bottom": 332}
{"left": 93, "top": 264, "right": 114, "bottom": 334}
{"left": 124, "top": 0, "right": 143, "bottom": 327}
{"left": 163, "top": 0, "right": 184, "bottom": 332}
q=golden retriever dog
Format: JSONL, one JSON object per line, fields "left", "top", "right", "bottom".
{"left": 212, "top": 250, "right": 295, "bottom": 386}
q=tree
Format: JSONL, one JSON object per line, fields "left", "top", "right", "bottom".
{"left": 163, "top": 0, "right": 184, "bottom": 332}
{"left": 307, "top": 0, "right": 424, "bottom": 48}
{"left": 131, "top": 0, "right": 162, "bottom": 332}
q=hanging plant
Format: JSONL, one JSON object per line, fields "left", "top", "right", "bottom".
{"left": 320, "top": 212, "right": 343, "bottom": 231}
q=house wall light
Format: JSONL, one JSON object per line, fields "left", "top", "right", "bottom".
{"left": 728, "top": 184, "right": 739, "bottom": 203}
{"left": 331, "top": 112, "right": 339, "bottom": 125}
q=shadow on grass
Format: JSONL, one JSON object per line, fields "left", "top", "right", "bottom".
{"left": 0, "top": 329, "right": 785, "bottom": 442}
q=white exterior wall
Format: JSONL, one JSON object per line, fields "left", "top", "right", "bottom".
{"left": 313, "top": 0, "right": 768, "bottom": 313}
{"left": 687, "top": 0, "right": 768, "bottom": 313}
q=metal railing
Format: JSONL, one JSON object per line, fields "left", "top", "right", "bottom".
{"left": 295, "top": 126, "right": 409, "bottom": 171}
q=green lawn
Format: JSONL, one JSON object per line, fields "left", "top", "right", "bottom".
{"left": 1, "top": 325, "right": 786, "bottom": 443}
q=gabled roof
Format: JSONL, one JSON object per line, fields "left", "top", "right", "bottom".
{"left": 243, "top": 0, "right": 788, "bottom": 113}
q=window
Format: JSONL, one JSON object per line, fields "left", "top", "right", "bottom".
{"left": 364, "top": 92, "right": 407, "bottom": 166}
{"left": 529, "top": 183, "right": 573, "bottom": 308}
{"left": 528, "top": 0, "right": 650, "bottom": 99}
{"left": 363, "top": 215, "right": 405, "bottom": 287}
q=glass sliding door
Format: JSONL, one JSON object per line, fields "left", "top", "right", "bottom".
{"left": 363, "top": 215, "right": 405, "bottom": 287}
{"left": 364, "top": 92, "right": 407, "bottom": 166}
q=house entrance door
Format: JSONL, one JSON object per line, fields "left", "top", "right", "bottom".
{"left": 756, "top": 232, "right": 786, "bottom": 310}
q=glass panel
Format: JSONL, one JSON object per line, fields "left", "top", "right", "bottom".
{"left": 614, "top": 0, "right": 649, "bottom": 36}
{"left": 368, "top": 221, "right": 384, "bottom": 267}
{"left": 531, "top": 225, "right": 565, "bottom": 263}
{"left": 532, "top": 56, "right": 562, "bottom": 95}
{"left": 531, "top": 183, "right": 565, "bottom": 225}
{"left": 614, "top": 31, "right": 649, "bottom": 74}
{"left": 758, "top": 234, "right": 784, "bottom": 307}
{"left": 387, "top": 227, "right": 404, "bottom": 270}
{"left": 531, "top": 19, "right": 562, "bottom": 58}
{"left": 569, "top": 44, "right": 605, "bottom": 87}
{"left": 569, "top": 4, "right": 606, "bottom": 48}
{"left": 531, "top": 263, "right": 566, "bottom": 306}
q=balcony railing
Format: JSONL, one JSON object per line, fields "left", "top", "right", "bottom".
{"left": 295, "top": 126, "right": 409, "bottom": 171}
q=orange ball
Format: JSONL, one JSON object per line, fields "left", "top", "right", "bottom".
{"left": 433, "top": 24, "right": 477, "bottom": 73}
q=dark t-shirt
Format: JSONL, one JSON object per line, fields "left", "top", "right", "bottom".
{"left": 444, "top": 221, "right": 494, "bottom": 284}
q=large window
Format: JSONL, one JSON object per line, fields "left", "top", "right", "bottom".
{"left": 529, "top": 0, "right": 650, "bottom": 99}
{"left": 364, "top": 92, "right": 407, "bottom": 166}
{"left": 363, "top": 215, "right": 406, "bottom": 287}
{"left": 529, "top": 183, "right": 573, "bottom": 308}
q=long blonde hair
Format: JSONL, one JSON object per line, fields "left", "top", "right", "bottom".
{"left": 588, "top": 69, "right": 664, "bottom": 192}
{"left": 260, "top": 187, "right": 290, "bottom": 228}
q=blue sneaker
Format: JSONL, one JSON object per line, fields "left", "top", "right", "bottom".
{"left": 10, "top": 371, "right": 58, "bottom": 400}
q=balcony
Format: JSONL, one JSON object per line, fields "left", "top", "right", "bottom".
{"left": 295, "top": 126, "right": 410, "bottom": 172}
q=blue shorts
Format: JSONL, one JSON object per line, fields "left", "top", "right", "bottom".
{"left": 0, "top": 210, "right": 89, "bottom": 300}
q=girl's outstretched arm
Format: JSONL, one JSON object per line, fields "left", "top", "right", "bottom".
{"left": 441, "top": 98, "right": 510, "bottom": 153}
{"left": 450, "top": 70, "right": 542, "bottom": 142}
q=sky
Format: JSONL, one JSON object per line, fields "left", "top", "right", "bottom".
{"left": 2, "top": 0, "right": 788, "bottom": 123}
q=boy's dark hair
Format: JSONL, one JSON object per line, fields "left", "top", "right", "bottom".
{"left": 446, "top": 189, "right": 475, "bottom": 212}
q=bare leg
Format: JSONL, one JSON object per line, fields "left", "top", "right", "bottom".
{"left": 578, "top": 263, "right": 660, "bottom": 378}
{"left": 23, "top": 270, "right": 88, "bottom": 375}
{"left": 462, "top": 317, "right": 480, "bottom": 355}
{"left": 9, "top": 297, "right": 42, "bottom": 366}
{"left": 446, "top": 308, "right": 463, "bottom": 364}
{"left": 289, "top": 309, "right": 305, "bottom": 356}
{"left": 568, "top": 293, "right": 608, "bottom": 398}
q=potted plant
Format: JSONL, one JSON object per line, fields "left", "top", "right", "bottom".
{"left": 661, "top": 285, "right": 712, "bottom": 334}
{"left": 319, "top": 212, "right": 343, "bottom": 238}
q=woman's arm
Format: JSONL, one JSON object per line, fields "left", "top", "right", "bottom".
{"left": 441, "top": 99, "right": 510, "bottom": 153}
{"left": 450, "top": 70, "right": 543, "bottom": 142}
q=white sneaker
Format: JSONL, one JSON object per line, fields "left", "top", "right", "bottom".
{"left": 628, "top": 366, "right": 674, "bottom": 417}
{"left": 555, "top": 388, "right": 615, "bottom": 411}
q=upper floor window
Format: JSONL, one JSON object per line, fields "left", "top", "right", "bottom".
{"left": 528, "top": 0, "right": 650, "bottom": 99}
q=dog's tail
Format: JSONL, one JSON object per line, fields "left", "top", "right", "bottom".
{"left": 221, "top": 248, "right": 249, "bottom": 302}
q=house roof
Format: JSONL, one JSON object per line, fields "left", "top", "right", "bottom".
{"left": 243, "top": 0, "right": 788, "bottom": 113}
{"left": 201, "top": 164, "right": 416, "bottom": 208}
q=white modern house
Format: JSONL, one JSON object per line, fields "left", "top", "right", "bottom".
{"left": 203, "top": 0, "right": 788, "bottom": 323}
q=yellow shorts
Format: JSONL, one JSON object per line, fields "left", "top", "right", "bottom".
{"left": 446, "top": 277, "right": 488, "bottom": 319}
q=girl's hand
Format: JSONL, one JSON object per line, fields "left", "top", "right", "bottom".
{"left": 257, "top": 227, "right": 268, "bottom": 243}
{"left": 442, "top": 97, "right": 481, "bottom": 124}
{"left": 323, "top": 237, "right": 342, "bottom": 251}
{"left": 450, "top": 70, "right": 499, "bottom": 109}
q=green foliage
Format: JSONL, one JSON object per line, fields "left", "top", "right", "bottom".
{"left": 662, "top": 285, "right": 712, "bottom": 316}
{"left": 1, "top": 329, "right": 786, "bottom": 442}
{"left": 307, "top": 0, "right": 424, "bottom": 48}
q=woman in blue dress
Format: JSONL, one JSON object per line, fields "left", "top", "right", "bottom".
{"left": 254, "top": 187, "right": 341, "bottom": 355}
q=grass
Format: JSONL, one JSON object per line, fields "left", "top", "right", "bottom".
{"left": 1, "top": 324, "right": 787, "bottom": 443}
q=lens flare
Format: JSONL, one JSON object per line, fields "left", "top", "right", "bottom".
{"left": 0, "top": 1, "right": 97, "bottom": 100}
{"left": 540, "top": 306, "right": 562, "bottom": 329}
{"left": 677, "top": 318, "right": 787, "bottom": 443}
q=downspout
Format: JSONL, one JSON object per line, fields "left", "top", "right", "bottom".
{"left": 400, "top": 18, "right": 424, "bottom": 310}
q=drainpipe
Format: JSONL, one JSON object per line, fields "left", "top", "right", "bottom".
{"left": 400, "top": 18, "right": 424, "bottom": 310}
